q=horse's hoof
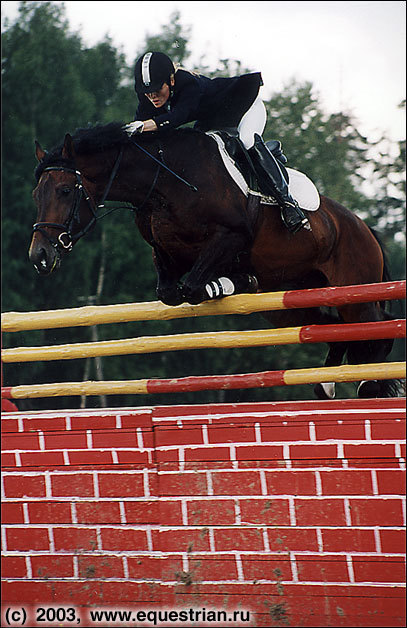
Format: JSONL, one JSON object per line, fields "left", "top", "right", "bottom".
{"left": 232, "top": 274, "right": 259, "bottom": 294}
{"left": 357, "top": 380, "right": 381, "bottom": 398}
{"left": 314, "top": 382, "right": 335, "bottom": 400}
{"left": 178, "top": 283, "right": 207, "bottom": 305}
{"left": 157, "top": 285, "right": 184, "bottom": 306}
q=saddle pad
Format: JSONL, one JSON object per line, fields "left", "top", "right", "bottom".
{"left": 207, "top": 132, "right": 320, "bottom": 211}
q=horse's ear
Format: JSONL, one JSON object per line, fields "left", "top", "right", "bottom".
{"left": 35, "top": 140, "right": 47, "bottom": 162}
{"left": 62, "top": 133, "right": 75, "bottom": 160}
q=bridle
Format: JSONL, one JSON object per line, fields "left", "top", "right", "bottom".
{"left": 32, "top": 136, "right": 197, "bottom": 257}
{"left": 32, "top": 147, "right": 124, "bottom": 254}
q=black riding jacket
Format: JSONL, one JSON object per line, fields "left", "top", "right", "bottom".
{"left": 135, "top": 69, "right": 263, "bottom": 132}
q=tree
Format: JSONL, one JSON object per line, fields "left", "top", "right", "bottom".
{"left": 139, "top": 10, "right": 192, "bottom": 66}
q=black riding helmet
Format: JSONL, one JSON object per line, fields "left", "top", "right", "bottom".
{"left": 134, "top": 51, "right": 175, "bottom": 95}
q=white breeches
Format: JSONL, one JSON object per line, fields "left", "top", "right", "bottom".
{"left": 237, "top": 96, "right": 267, "bottom": 149}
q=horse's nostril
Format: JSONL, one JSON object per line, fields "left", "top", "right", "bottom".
{"left": 32, "top": 248, "right": 49, "bottom": 274}
{"left": 39, "top": 250, "right": 48, "bottom": 269}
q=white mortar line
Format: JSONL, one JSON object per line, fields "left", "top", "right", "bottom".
{"left": 181, "top": 500, "right": 188, "bottom": 526}
{"left": 73, "top": 555, "right": 79, "bottom": 578}
{"left": 176, "top": 446, "right": 184, "bottom": 472}
{"left": 25, "top": 555, "right": 32, "bottom": 579}
{"left": 288, "top": 497, "right": 296, "bottom": 526}
{"left": 38, "top": 431, "right": 45, "bottom": 451}
{"left": 93, "top": 471, "right": 99, "bottom": 499}
{"left": 70, "top": 503, "right": 77, "bottom": 524}
{"left": 316, "top": 528, "right": 323, "bottom": 552}
{"left": 136, "top": 428, "right": 144, "bottom": 450}
{"left": 208, "top": 528, "right": 215, "bottom": 552}
{"left": 259, "top": 470, "right": 268, "bottom": 496}
{"left": 235, "top": 553, "right": 244, "bottom": 581}
{"left": 346, "top": 555, "right": 355, "bottom": 583}
{"left": 254, "top": 422, "right": 261, "bottom": 443}
{"left": 202, "top": 424, "right": 209, "bottom": 445}
{"left": 344, "top": 498, "right": 352, "bottom": 527}
{"left": 23, "top": 503, "right": 29, "bottom": 524}
{"left": 283, "top": 444, "right": 292, "bottom": 469}
{"left": 374, "top": 528, "right": 382, "bottom": 553}
{"left": 371, "top": 470, "right": 379, "bottom": 495}
{"left": 315, "top": 471, "right": 322, "bottom": 496}
{"left": 263, "top": 527, "right": 270, "bottom": 553}
{"left": 182, "top": 553, "right": 189, "bottom": 574}
{"left": 122, "top": 556, "right": 129, "bottom": 579}
{"left": 230, "top": 444, "right": 238, "bottom": 470}
{"left": 48, "top": 527, "right": 55, "bottom": 553}
{"left": 364, "top": 419, "right": 371, "bottom": 441}
{"left": 119, "top": 502, "right": 127, "bottom": 524}
{"left": 143, "top": 469, "right": 150, "bottom": 498}
{"left": 290, "top": 552, "right": 299, "bottom": 582}
{"left": 206, "top": 471, "right": 213, "bottom": 496}
{"left": 309, "top": 421, "right": 316, "bottom": 442}
{"left": 45, "top": 471, "right": 52, "bottom": 498}
{"left": 146, "top": 528, "right": 153, "bottom": 552}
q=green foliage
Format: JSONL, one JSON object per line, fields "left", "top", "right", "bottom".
{"left": 265, "top": 81, "right": 370, "bottom": 212}
{"left": 2, "top": 2, "right": 405, "bottom": 410}
{"left": 138, "top": 10, "right": 192, "bottom": 66}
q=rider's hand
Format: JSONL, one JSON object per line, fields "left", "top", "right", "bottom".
{"left": 124, "top": 120, "right": 144, "bottom": 135}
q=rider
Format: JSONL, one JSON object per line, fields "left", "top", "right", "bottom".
{"left": 125, "top": 51, "right": 310, "bottom": 233}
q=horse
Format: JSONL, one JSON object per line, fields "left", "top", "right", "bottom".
{"left": 29, "top": 122, "right": 399, "bottom": 399}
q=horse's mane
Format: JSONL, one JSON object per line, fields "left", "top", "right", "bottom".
{"left": 34, "top": 122, "right": 204, "bottom": 181}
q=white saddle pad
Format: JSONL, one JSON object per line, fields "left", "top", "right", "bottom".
{"left": 207, "top": 132, "right": 320, "bottom": 211}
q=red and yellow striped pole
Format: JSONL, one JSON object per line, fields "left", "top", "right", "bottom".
{"left": 2, "top": 362, "right": 405, "bottom": 400}
{"left": 2, "top": 281, "right": 405, "bottom": 332}
{"left": 2, "top": 319, "right": 405, "bottom": 363}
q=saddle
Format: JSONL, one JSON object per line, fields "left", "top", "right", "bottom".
{"left": 206, "top": 130, "right": 320, "bottom": 213}
{"left": 212, "top": 129, "right": 288, "bottom": 193}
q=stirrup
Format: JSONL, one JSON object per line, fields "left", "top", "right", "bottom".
{"left": 281, "top": 203, "right": 312, "bottom": 233}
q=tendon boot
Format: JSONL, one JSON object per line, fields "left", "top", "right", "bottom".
{"left": 249, "top": 134, "right": 311, "bottom": 233}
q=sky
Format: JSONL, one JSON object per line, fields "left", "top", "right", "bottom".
{"left": 2, "top": 1, "right": 406, "bottom": 143}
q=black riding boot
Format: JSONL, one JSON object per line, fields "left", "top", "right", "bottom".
{"left": 249, "top": 134, "right": 311, "bottom": 233}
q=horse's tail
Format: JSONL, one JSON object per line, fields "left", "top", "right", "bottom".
{"left": 369, "top": 228, "right": 405, "bottom": 397}
{"left": 368, "top": 226, "right": 391, "bottom": 280}
{"left": 368, "top": 227, "right": 398, "bottom": 312}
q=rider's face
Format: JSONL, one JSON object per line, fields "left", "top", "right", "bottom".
{"left": 146, "top": 83, "right": 171, "bottom": 108}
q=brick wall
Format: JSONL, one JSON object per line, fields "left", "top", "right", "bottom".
{"left": 1, "top": 398, "right": 405, "bottom": 627}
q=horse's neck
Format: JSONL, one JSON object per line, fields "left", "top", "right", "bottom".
{"left": 81, "top": 133, "right": 208, "bottom": 203}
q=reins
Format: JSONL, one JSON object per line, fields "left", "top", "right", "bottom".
{"left": 32, "top": 136, "right": 197, "bottom": 256}
{"left": 128, "top": 137, "right": 198, "bottom": 192}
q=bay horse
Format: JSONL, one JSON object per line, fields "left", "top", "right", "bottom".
{"left": 29, "top": 122, "right": 399, "bottom": 398}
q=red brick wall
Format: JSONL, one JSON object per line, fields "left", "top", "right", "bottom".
{"left": 1, "top": 398, "right": 405, "bottom": 627}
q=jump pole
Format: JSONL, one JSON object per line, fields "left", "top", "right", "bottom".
{"left": 2, "top": 319, "right": 405, "bottom": 363}
{"left": 2, "top": 361, "right": 405, "bottom": 399}
{"left": 2, "top": 280, "right": 405, "bottom": 332}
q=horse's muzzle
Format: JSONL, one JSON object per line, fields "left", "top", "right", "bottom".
{"left": 29, "top": 238, "right": 61, "bottom": 275}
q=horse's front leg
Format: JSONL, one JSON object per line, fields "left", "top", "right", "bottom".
{"left": 180, "top": 225, "right": 251, "bottom": 305}
{"left": 153, "top": 246, "right": 185, "bottom": 306}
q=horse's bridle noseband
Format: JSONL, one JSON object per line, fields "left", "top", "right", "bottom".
{"left": 32, "top": 138, "right": 197, "bottom": 258}
{"left": 32, "top": 147, "right": 124, "bottom": 254}
{"left": 32, "top": 167, "right": 97, "bottom": 252}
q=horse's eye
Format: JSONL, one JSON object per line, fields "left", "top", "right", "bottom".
{"left": 59, "top": 187, "right": 72, "bottom": 196}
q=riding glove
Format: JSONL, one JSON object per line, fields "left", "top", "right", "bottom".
{"left": 124, "top": 120, "right": 144, "bottom": 135}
